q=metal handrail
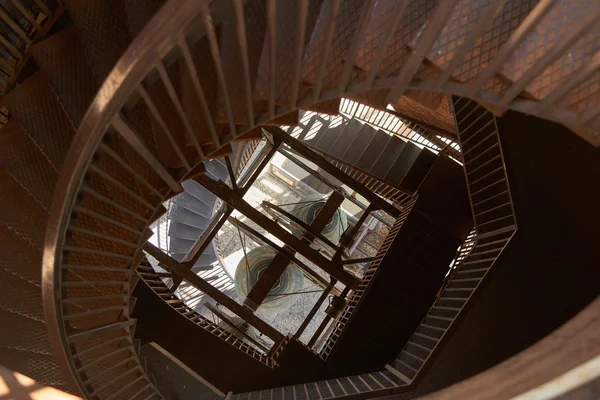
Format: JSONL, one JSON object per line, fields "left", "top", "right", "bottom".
{"left": 42, "top": 1, "right": 219, "bottom": 397}
{"left": 36, "top": 0, "right": 585, "bottom": 397}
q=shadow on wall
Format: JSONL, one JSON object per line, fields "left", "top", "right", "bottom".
{"left": 393, "top": 111, "right": 600, "bottom": 399}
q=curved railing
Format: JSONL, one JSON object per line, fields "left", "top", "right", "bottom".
{"left": 39, "top": 0, "right": 590, "bottom": 397}
{"left": 41, "top": 2, "right": 219, "bottom": 397}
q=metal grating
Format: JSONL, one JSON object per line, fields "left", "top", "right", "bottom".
{"left": 3, "top": 73, "right": 77, "bottom": 170}
{"left": 31, "top": 27, "right": 99, "bottom": 127}
{"left": 65, "top": 0, "right": 133, "bottom": 85}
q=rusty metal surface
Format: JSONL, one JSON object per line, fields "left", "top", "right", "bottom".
{"left": 0, "top": 122, "right": 58, "bottom": 210}
{"left": 122, "top": 0, "right": 166, "bottom": 36}
{"left": 65, "top": 0, "right": 133, "bottom": 86}
{"left": 3, "top": 73, "right": 77, "bottom": 170}
{"left": 31, "top": 27, "right": 98, "bottom": 127}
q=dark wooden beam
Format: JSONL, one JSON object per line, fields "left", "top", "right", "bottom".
{"left": 295, "top": 278, "right": 336, "bottom": 338}
{"left": 338, "top": 203, "right": 375, "bottom": 251}
{"left": 243, "top": 252, "right": 289, "bottom": 311}
{"left": 243, "top": 191, "right": 345, "bottom": 310}
{"left": 265, "top": 126, "right": 401, "bottom": 217}
{"left": 142, "top": 242, "right": 284, "bottom": 342}
{"left": 195, "top": 174, "right": 358, "bottom": 287}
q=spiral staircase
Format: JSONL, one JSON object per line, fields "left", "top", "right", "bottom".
{"left": 0, "top": 0, "right": 598, "bottom": 399}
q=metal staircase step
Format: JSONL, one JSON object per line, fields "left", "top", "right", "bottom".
{"left": 462, "top": 257, "right": 497, "bottom": 265}
{"left": 370, "top": 136, "right": 407, "bottom": 179}
{"left": 383, "top": 141, "right": 421, "bottom": 187}
{"left": 65, "top": 0, "right": 133, "bottom": 85}
{"left": 419, "top": 323, "right": 446, "bottom": 333}
{"left": 170, "top": 252, "right": 217, "bottom": 266}
{"left": 396, "top": 351, "right": 423, "bottom": 373}
{"left": 68, "top": 320, "right": 135, "bottom": 342}
{"left": 0, "top": 121, "right": 59, "bottom": 210}
{"left": 313, "top": 116, "right": 346, "bottom": 153}
{"left": 391, "top": 360, "right": 417, "bottom": 380}
{"left": 385, "top": 364, "right": 412, "bottom": 385}
{"left": 328, "top": 118, "right": 363, "bottom": 159}
{"left": 172, "top": 192, "right": 214, "bottom": 219}
{"left": 168, "top": 221, "right": 205, "bottom": 241}
{"left": 31, "top": 27, "right": 98, "bottom": 126}
{"left": 204, "top": 159, "right": 229, "bottom": 182}
{"left": 400, "top": 147, "right": 437, "bottom": 192}
{"left": 341, "top": 123, "right": 377, "bottom": 165}
{"left": 455, "top": 267, "right": 489, "bottom": 275}
{"left": 297, "top": 115, "right": 322, "bottom": 145}
{"left": 168, "top": 237, "right": 197, "bottom": 254}
{"left": 0, "top": 269, "right": 44, "bottom": 320}
{"left": 181, "top": 180, "right": 218, "bottom": 207}
{"left": 0, "top": 180, "right": 48, "bottom": 251}
{"left": 168, "top": 204, "right": 210, "bottom": 229}
{"left": 2, "top": 73, "right": 76, "bottom": 170}
{"left": 356, "top": 129, "right": 391, "bottom": 172}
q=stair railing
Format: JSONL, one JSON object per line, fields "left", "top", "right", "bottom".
{"left": 35, "top": 0, "right": 548, "bottom": 396}
{"left": 135, "top": 264, "right": 276, "bottom": 367}
{"left": 326, "top": 157, "right": 413, "bottom": 205}
{"left": 385, "top": 96, "right": 517, "bottom": 385}
{"left": 339, "top": 98, "right": 462, "bottom": 161}
{"left": 318, "top": 196, "right": 417, "bottom": 360}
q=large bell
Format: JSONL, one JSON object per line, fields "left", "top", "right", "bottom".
{"left": 290, "top": 194, "right": 348, "bottom": 244}
{"left": 234, "top": 246, "right": 304, "bottom": 312}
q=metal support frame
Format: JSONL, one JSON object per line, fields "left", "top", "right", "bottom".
{"left": 204, "top": 303, "right": 270, "bottom": 353}
{"left": 265, "top": 127, "right": 401, "bottom": 217}
{"left": 307, "top": 314, "right": 332, "bottom": 349}
{"left": 339, "top": 204, "right": 374, "bottom": 251}
{"left": 224, "top": 156, "right": 237, "bottom": 189}
{"left": 227, "top": 217, "right": 340, "bottom": 296}
{"left": 195, "top": 174, "right": 358, "bottom": 287}
{"left": 170, "top": 206, "right": 232, "bottom": 290}
{"left": 294, "top": 278, "right": 336, "bottom": 339}
{"left": 143, "top": 242, "right": 284, "bottom": 342}
{"left": 171, "top": 136, "right": 280, "bottom": 290}
{"left": 276, "top": 148, "right": 391, "bottom": 227}
{"left": 242, "top": 191, "right": 345, "bottom": 310}
{"left": 341, "top": 256, "right": 380, "bottom": 265}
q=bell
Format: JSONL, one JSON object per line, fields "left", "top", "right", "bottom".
{"left": 233, "top": 246, "right": 304, "bottom": 312}
{"left": 290, "top": 194, "right": 348, "bottom": 244}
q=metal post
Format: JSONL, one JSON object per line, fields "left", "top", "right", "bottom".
{"left": 227, "top": 217, "right": 339, "bottom": 294}
{"left": 294, "top": 278, "right": 336, "bottom": 339}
